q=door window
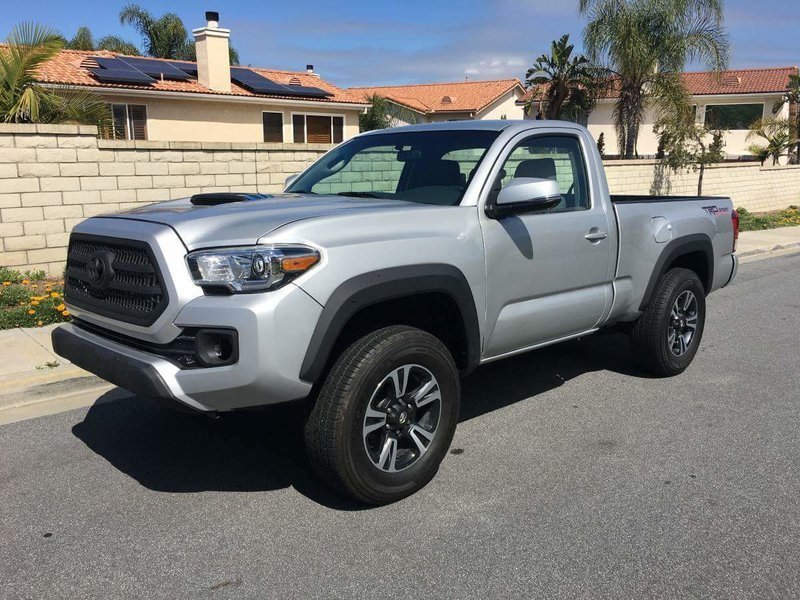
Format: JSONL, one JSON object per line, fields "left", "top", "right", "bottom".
{"left": 497, "top": 135, "right": 590, "bottom": 211}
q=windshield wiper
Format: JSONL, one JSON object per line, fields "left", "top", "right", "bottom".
{"left": 337, "top": 191, "right": 383, "bottom": 199}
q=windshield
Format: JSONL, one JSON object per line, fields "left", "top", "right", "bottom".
{"left": 286, "top": 130, "right": 501, "bottom": 206}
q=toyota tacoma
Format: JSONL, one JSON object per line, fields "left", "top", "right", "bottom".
{"left": 52, "top": 121, "right": 739, "bottom": 504}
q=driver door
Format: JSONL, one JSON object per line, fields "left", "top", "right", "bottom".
{"left": 480, "top": 132, "right": 615, "bottom": 359}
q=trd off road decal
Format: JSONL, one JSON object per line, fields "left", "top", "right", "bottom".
{"left": 702, "top": 205, "right": 730, "bottom": 215}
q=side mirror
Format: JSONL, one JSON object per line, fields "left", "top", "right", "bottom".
{"left": 487, "top": 177, "right": 562, "bottom": 218}
{"left": 284, "top": 174, "right": 299, "bottom": 190}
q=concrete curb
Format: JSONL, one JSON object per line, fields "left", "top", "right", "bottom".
{"left": 737, "top": 241, "right": 800, "bottom": 259}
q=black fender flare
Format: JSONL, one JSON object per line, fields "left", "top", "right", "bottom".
{"left": 639, "top": 233, "right": 714, "bottom": 311}
{"left": 299, "top": 264, "right": 481, "bottom": 383}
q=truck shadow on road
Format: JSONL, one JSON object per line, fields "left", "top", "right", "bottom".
{"left": 72, "top": 332, "right": 648, "bottom": 509}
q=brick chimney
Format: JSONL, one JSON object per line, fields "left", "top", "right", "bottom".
{"left": 193, "top": 11, "right": 231, "bottom": 92}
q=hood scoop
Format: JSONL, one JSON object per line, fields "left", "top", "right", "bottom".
{"left": 190, "top": 192, "right": 274, "bottom": 206}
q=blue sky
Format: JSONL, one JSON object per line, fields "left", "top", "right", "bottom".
{"left": 2, "top": 0, "right": 798, "bottom": 87}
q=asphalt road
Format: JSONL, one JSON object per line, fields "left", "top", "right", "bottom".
{"left": 2, "top": 253, "right": 799, "bottom": 599}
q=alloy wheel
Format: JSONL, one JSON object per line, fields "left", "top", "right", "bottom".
{"left": 668, "top": 290, "right": 699, "bottom": 357}
{"left": 362, "top": 364, "right": 442, "bottom": 473}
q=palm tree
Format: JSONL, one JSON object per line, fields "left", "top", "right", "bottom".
{"left": 747, "top": 117, "right": 795, "bottom": 166}
{"left": 65, "top": 26, "right": 141, "bottom": 56}
{"left": 579, "top": 0, "right": 729, "bottom": 158}
{"left": 0, "top": 22, "right": 109, "bottom": 126}
{"left": 119, "top": 4, "right": 240, "bottom": 64}
{"left": 773, "top": 73, "right": 800, "bottom": 162}
{"left": 359, "top": 95, "right": 393, "bottom": 132}
{"left": 525, "top": 34, "right": 598, "bottom": 121}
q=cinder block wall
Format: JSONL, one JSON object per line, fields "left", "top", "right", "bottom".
{"left": 0, "top": 124, "right": 331, "bottom": 275}
{"left": 603, "top": 159, "right": 800, "bottom": 213}
{"left": 1, "top": 123, "right": 799, "bottom": 275}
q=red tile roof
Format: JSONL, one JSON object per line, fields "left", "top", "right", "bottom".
{"left": 349, "top": 79, "right": 524, "bottom": 114}
{"left": 520, "top": 66, "right": 798, "bottom": 102}
{"left": 4, "top": 46, "right": 366, "bottom": 105}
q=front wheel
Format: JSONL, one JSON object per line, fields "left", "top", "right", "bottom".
{"left": 630, "top": 267, "right": 706, "bottom": 376}
{"left": 304, "top": 325, "right": 460, "bottom": 505}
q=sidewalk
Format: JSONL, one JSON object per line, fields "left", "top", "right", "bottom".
{"left": 1, "top": 226, "right": 799, "bottom": 414}
{"left": 0, "top": 324, "right": 108, "bottom": 412}
{"left": 736, "top": 225, "right": 800, "bottom": 259}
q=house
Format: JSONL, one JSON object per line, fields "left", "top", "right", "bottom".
{"left": 519, "top": 66, "right": 799, "bottom": 159}
{"left": 349, "top": 79, "right": 526, "bottom": 125}
{"left": 29, "top": 12, "right": 368, "bottom": 144}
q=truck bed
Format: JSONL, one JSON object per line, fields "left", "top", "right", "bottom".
{"left": 607, "top": 195, "right": 737, "bottom": 323}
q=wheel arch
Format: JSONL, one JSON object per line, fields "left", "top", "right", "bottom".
{"left": 639, "top": 234, "right": 714, "bottom": 311}
{"left": 299, "top": 264, "right": 481, "bottom": 384}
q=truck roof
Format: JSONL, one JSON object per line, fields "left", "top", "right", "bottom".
{"left": 360, "top": 119, "right": 586, "bottom": 136}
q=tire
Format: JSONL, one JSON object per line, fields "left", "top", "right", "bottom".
{"left": 304, "top": 325, "right": 460, "bottom": 505}
{"left": 630, "top": 267, "right": 706, "bottom": 377}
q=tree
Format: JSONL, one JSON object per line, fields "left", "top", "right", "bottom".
{"left": 747, "top": 117, "right": 795, "bottom": 166}
{"left": 119, "top": 4, "right": 239, "bottom": 64}
{"left": 0, "top": 22, "right": 109, "bottom": 126}
{"left": 773, "top": 73, "right": 800, "bottom": 163}
{"left": 579, "top": 0, "right": 729, "bottom": 158}
{"left": 67, "top": 26, "right": 94, "bottom": 51}
{"left": 654, "top": 106, "right": 725, "bottom": 195}
{"left": 65, "top": 26, "right": 141, "bottom": 56}
{"left": 96, "top": 36, "right": 141, "bottom": 56}
{"left": 524, "top": 34, "right": 598, "bottom": 121}
{"left": 596, "top": 132, "right": 605, "bottom": 157}
{"left": 359, "top": 95, "right": 393, "bottom": 132}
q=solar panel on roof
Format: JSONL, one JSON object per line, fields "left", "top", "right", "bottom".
{"left": 89, "top": 56, "right": 155, "bottom": 84}
{"left": 168, "top": 61, "right": 198, "bottom": 76}
{"left": 90, "top": 68, "right": 156, "bottom": 84}
{"left": 118, "top": 57, "right": 193, "bottom": 81}
{"left": 230, "top": 68, "right": 292, "bottom": 94}
{"left": 230, "top": 68, "right": 334, "bottom": 99}
{"left": 285, "top": 85, "right": 333, "bottom": 98}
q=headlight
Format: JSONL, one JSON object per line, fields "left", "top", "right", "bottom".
{"left": 186, "top": 245, "right": 320, "bottom": 292}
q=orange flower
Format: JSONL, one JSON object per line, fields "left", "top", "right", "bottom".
{"left": 61, "top": 310, "right": 70, "bottom": 317}
{"left": 37, "top": 321, "right": 43, "bottom": 327}
{"left": 27, "top": 309, "right": 35, "bottom": 315}
{"left": 56, "top": 304, "right": 66, "bottom": 312}
{"left": 31, "top": 301, "right": 39, "bottom": 306}
{"left": 2, "top": 282, "right": 10, "bottom": 286}
{"left": 21, "top": 279, "right": 30, "bottom": 285}
{"left": 51, "top": 292, "right": 60, "bottom": 298}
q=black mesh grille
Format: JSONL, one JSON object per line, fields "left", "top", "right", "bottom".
{"left": 64, "top": 234, "right": 168, "bottom": 326}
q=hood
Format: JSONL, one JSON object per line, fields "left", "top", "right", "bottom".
{"left": 101, "top": 193, "right": 413, "bottom": 249}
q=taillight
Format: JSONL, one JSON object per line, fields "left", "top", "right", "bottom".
{"left": 731, "top": 210, "right": 739, "bottom": 253}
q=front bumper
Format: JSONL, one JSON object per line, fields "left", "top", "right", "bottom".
{"left": 53, "top": 282, "right": 323, "bottom": 413}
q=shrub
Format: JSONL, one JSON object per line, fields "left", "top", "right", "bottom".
{"left": 736, "top": 206, "right": 800, "bottom": 231}
{"left": 0, "top": 267, "right": 69, "bottom": 329}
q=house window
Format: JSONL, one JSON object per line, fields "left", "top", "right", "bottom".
{"left": 291, "top": 114, "right": 345, "bottom": 144}
{"left": 106, "top": 104, "right": 147, "bottom": 140}
{"left": 262, "top": 112, "right": 283, "bottom": 143}
{"left": 705, "top": 104, "right": 763, "bottom": 130}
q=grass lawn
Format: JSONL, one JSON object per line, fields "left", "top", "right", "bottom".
{"left": 0, "top": 267, "right": 70, "bottom": 330}
{"left": 738, "top": 206, "right": 800, "bottom": 231}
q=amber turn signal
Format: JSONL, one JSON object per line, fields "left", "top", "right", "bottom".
{"left": 281, "top": 254, "right": 319, "bottom": 273}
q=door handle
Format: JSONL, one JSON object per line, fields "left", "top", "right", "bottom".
{"left": 585, "top": 230, "right": 608, "bottom": 241}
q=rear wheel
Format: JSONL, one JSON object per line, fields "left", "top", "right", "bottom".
{"left": 630, "top": 267, "right": 706, "bottom": 376}
{"left": 304, "top": 325, "right": 460, "bottom": 505}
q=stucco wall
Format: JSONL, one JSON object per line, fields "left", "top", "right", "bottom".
{"left": 476, "top": 89, "right": 526, "bottom": 120}
{"left": 1, "top": 124, "right": 798, "bottom": 275}
{"left": 587, "top": 94, "right": 787, "bottom": 158}
{"left": 99, "top": 92, "right": 362, "bottom": 143}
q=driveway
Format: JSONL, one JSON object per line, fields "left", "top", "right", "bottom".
{"left": 1, "top": 252, "right": 799, "bottom": 599}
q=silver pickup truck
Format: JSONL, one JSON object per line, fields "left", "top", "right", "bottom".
{"left": 53, "top": 121, "right": 738, "bottom": 504}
